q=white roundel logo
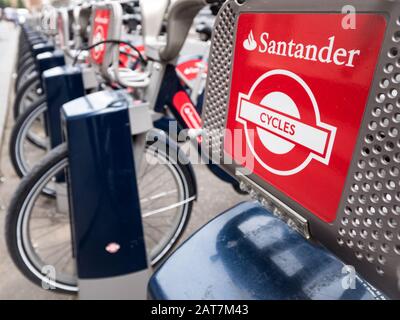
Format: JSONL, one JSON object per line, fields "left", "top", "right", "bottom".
{"left": 237, "top": 69, "right": 337, "bottom": 176}
{"left": 92, "top": 25, "right": 105, "bottom": 60}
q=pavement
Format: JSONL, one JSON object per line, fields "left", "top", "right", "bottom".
{"left": 0, "top": 22, "right": 248, "bottom": 299}
{"left": 0, "top": 22, "right": 18, "bottom": 152}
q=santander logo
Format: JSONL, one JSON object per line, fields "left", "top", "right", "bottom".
{"left": 243, "top": 30, "right": 257, "bottom": 51}
{"left": 92, "top": 25, "right": 105, "bottom": 60}
{"left": 242, "top": 29, "right": 361, "bottom": 68}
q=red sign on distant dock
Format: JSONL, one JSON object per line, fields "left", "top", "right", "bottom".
{"left": 91, "top": 9, "right": 111, "bottom": 65}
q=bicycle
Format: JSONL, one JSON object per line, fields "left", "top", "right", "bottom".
{"left": 6, "top": 0, "right": 209, "bottom": 294}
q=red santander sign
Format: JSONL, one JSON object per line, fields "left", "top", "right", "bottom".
{"left": 91, "top": 9, "right": 111, "bottom": 65}
{"left": 224, "top": 13, "right": 386, "bottom": 223}
{"left": 176, "top": 59, "right": 207, "bottom": 82}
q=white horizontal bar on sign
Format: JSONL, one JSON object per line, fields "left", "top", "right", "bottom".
{"left": 239, "top": 99, "right": 328, "bottom": 155}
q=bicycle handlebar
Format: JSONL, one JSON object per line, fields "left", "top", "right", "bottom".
{"left": 160, "top": 0, "right": 208, "bottom": 61}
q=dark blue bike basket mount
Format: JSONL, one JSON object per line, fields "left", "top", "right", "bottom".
{"left": 62, "top": 90, "right": 148, "bottom": 280}
{"left": 42, "top": 65, "right": 85, "bottom": 149}
{"left": 36, "top": 50, "right": 65, "bottom": 75}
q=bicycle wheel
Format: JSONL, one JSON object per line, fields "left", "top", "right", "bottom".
{"left": 17, "top": 53, "right": 34, "bottom": 73}
{"left": 16, "top": 62, "right": 37, "bottom": 92}
{"left": 10, "top": 97, "right": 48, "bottom": 178}
{"left": 6, "top": 140, "right": 196, "bottom": 294}
{"left": 13, "top": 74, "right": 44, "bottom": 120}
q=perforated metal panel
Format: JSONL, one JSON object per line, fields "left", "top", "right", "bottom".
{"left": 203, "top": 2, "right": 236, "bottom": 161}
{"left": 201, "top": 0, "right": 400, "bottom": 299}
{"left": 336, "top": 15, "right": 400, "bottom": 280}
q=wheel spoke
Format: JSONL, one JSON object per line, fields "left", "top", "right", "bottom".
{"left": 142, "top": 196, "right": 195, "bottom": 218}
{"left": 140, "top": 189, "right": 177, "bottom": 204}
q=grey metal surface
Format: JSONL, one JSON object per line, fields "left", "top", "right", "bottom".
{"left": 159, "top": 0, "right": 207, "bottom": 61}
{"left": 201, "top": 0, "right": 400, "bottom": 299}
{"left": 57, "top": 9, "right": 72, "bottom": 57}
{"left": 79, "top": 269, "right": 151, "bottom": 300}
{"left": 139, "top": 0, "right": 169, "bottom": 49}
{"left": 73, "top": 4, "right": 91, "bottom": 49}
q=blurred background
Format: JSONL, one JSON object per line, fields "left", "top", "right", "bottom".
{"left": 0, "top": 1, "right": 71, "bottom": 25}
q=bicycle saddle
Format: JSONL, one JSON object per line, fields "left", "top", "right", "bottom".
{"left": 149, "top": 202, "right": 384, "bottom": 299}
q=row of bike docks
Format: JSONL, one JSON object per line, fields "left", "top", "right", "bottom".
{"left": 4, "top": 0, "right": 400, "bottom": 300}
